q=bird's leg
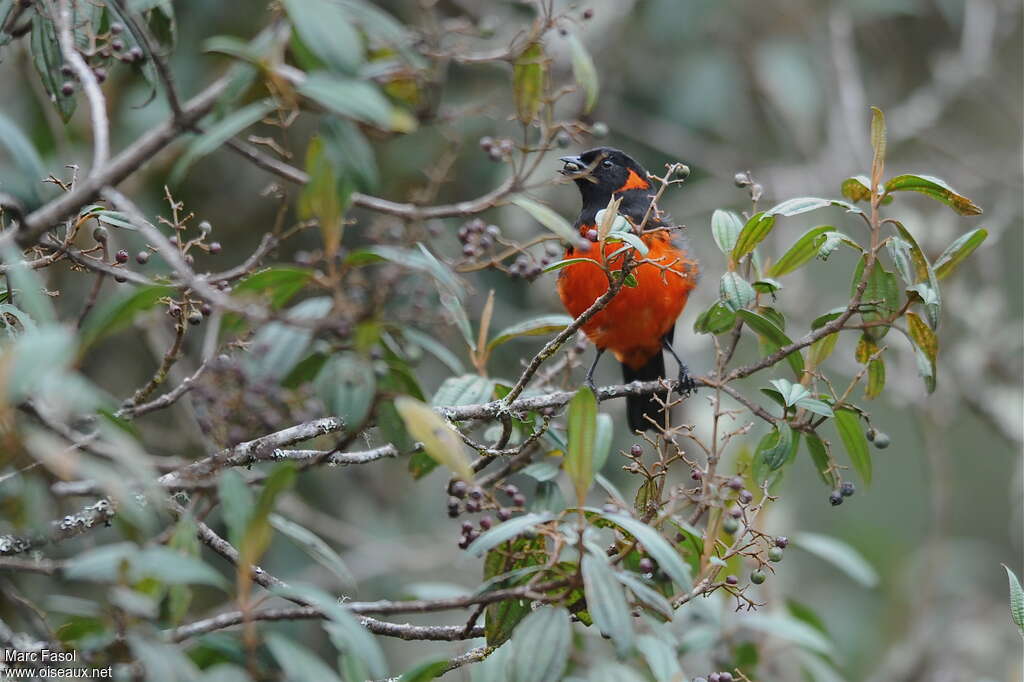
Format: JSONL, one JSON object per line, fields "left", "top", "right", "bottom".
{"left": 662, "top": 336, "right": 697, "bottom": 395}
{"left": 584, "top": 348, "right": 605, "bottom": 394}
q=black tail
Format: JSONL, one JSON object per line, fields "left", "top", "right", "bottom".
{"left": 622, "top": 351, "right": 668, "bottom": 431}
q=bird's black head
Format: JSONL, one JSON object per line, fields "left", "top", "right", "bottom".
{"left": 559, "top": 147, "right": 652, "bottom": 209}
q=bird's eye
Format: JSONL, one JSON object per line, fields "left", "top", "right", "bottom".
{"left": 601, "top": 159, "right": 613, "bottom": 168}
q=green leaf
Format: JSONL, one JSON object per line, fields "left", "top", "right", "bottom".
{"left": 351, "top": 243, "right": 463, "bottom": 299}
{"left": 0, "top": 111, "right": 47, "bottom": 208}
{"left": 804, "top": 433, "right": 836, "bottom": 487}
{"left": 269, "top": 515, "right": 355, "bottom": 591}
{"left": 934, "top": 228, "right": 988, "bottom": 280}
{"left": 711, "top": 210, "right": 743, "bottom": 254}
{"left": 889, "top": 220, "right": 941, "bottom": 328}
{"left": 321, "top": 117, "right": 379, "bottom": 193}
{"left": 244, "top": 297, "right": 333, "bottom": 381}
{"left": 231, "top": 267, "right": 312, "bottom": 309}
{"left": 467, "top": 513, "right": 553, "bottom": 557}
{"left": 281, "top": 0, "right": 362, "bottom": 74}
{"left": 511, "top": 195, "right": 577, "bottom": 244}
{"left": 742, "top": 612, "right": 833, "bottom": 656}
{"left": 793, "top": 532, "right": 878, "bottom": 587}
{"left": 636, "top": 634, "right": 684, "bottom": 682}
{"left": 1002, "top": 564, "right": 1024, "bottom": 636}
{"left": 693, "top": 299, "right": 736, "bottom": 335}
{"left": 807, "top": 332, "right": 838, "bottom": 369}
{"left": 239, "top": 464, "right": 296, "bottom": 568}
{"left": 432, "top": 374, "right": 495, "bottom": 409}
{"left": 582, "top": 554, "right": 635, "bottom": 657}
{"left": 599, "top": 512, "right": 691, "bottom": 590}
{"left": 30, "top": 15, "right": 76, "bottom": 123}
{"left": 870, "top": 106, "right": 886, "bottom": 182}
{"left": 834, "top": 408, "right": 870, "bottom": 485}
{"left": 298, "top": 72, "right": 408, "bottom": 131}
{"left": 566, "top": 386, "right": 597, "bottom": 505}
{"left": 853, "top": 256, "right": 900, "bottom": 340}
{"left": 606, "top": 230, "right": 649, "bottom": 256}
{"left": 593, "top": 413, "right": 613, "bottom": 473}
{"left": 543, "top": 257, "right": 600, "bottom": 273}
{"left": 736, "top": 310, "right": 805, "bottom": 378}
{"left": 299, "top": 135, "right": 350, "bottom": 258}
{"left": 566, "top": 33, "right": 599, "bottom": 113}
{"left": 394, "top": 396, "right": 474, "bottom": 481}
{"left": 129, "top": 636, "right": 202, "bottom": 681}
{"left": 811, "top": 307, "right": 846, "bottom": 329}
{"left": 796, "top": 397, "right": 834, "bottom": 418}
{"left": 487, "top": 314, "right": 573, "bottom": 351}
{"left": 513, "top": 42, "right": 545, "bottom": 123}
{"left": 733, "top": 212, "right": 776, "bottom": 261}
{"left": 616, "top": 572, "right": 674, "bottom": 620}
{"left": 906, "top": 311, "right": 938, "bottom": 393}
{"left": 482, "top": 535, "right": 545, "bottom": 646}
{"left": 885, "top": 174, "right": 982, "bottom": 216}
{"left": 79, "top": 285, "right": 175, "bottom": 350}
{"left": 131, "top": 546, "right": 227, "bottom": 588}
{"left": 841, "top": 175, "right": 872, "bottom": 202}
{"left": 217, "top": 469, "right": 254, "bottom": 547}
{"left": 171, "top": 100, "right": 276, "bottom": 182}
{"left": 314, "top": 353, "right": 375, "bottom": 431}
{"left": 866, "top": 357, "right": 886, "bottom": 398}
{"left": 765, "top": 197, "right": 846, "bottom": 217}
{"left": 508, "top": 607, "right": 572, "bottom": 682}
{"left": 756, "top": 423, "right": 793, "bottom": 471}
{"left": 398, "top": 658, "right": 449, "bottom": 682}
{"left": 266, "top": 633, "right": 344, "bottom": 682}
{"left": 767, "top": 226, "right": 834, "bottom": 277}
{"left": 719, "top": 272, "right": 756, "bottom": 312}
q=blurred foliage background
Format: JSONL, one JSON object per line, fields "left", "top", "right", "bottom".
{"left": 0, "top": 0, "right": 1021, "bottom": 680}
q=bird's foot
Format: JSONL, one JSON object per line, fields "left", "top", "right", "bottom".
{"left": 583, "top": 377, "right": 599, "bottom": 396}
{"left": 676, "top": 366, "right": 698, "bottom": 396}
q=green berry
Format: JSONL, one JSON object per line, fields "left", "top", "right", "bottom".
{"left": 750, "top": 569, "right": 766, "bottom": 585}
{"left": 722, "top": 517, "right": 739, "bottom": 534}
{"left": 767, "top": 546, "right": 784, "bottom": 562}
{"left": 872, "top": 431, "right": 891, "bottom": 449}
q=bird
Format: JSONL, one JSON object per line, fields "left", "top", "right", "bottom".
{"left": 556, "top": 147, "right": 699, "bottom": 431}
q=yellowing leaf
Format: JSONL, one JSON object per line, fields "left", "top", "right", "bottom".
{"left": 394, "top": 397, "right": 474, "bottom": 481}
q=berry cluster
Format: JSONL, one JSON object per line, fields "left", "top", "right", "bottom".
{"left": 58, "top": 22, "right": 146, "bottom": 97}
{"left": 829, "top": 480, "right": 857, "bottom": 506}
{"left": 457, "top": 218, "right": 500, "bottom": 259}
{"left": 508, "top": 243, "right": 561, "bottom": 280}
{"left": 694, "top": 672, "right": 734, "bottom": 682}
{"left": 479, "top": 136, "right": 515, "bottom": 162}
{"left": 448, "top": 482, "right": 524, "bottom": 547}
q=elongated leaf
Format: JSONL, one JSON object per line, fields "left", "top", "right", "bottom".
{"left": 394, "top": 396, "right": 473, "bottom": 481}
{"left": 488, "top": 314, "right": 573, "bottom": 351}
{"left": 131, "top": 547, "right": 227, "bottom": 588}
{"left": 834, "top": 408, "right": 870, "bottom": 485}
{"left": 314, "top": 353, "right": 375, "bottom": 430}
{"left": 218, "top": 469, "right": 254, "bottom": 547}
{"left": 172, "top": 100, "right": 276, "bottom": 182}
{"left": 0, "top": 112, "right": 47, "bottom": 207}
{"left": 853, "top": 257, "right": 900, "bottom": 340}
{"left": 582, "top": 554, "right": 634, "bottom": 657}
{"left": 793, "top": 532, "right": 878, "bottom": 587}
{"left": 245, "top": 297, "right": 333, "bottom": 381}
{"left": 282, "top": 0, "right": 362, "bottom": 74}
{"left": 804, "top": 433, "right": 835, "bottom": 487}
{"left": 841, "top": 175, "right": 872, "bottom": 203}
{"left": 889, "top": 221, "right": 941, "bottom": 328}
{"left": 299, "top": 73, "right": 408, "bottom": 131}
{"left": 511, "top": 195, "right": 577, "bottom": 243}
{"left": 870, "top": 106, "right": 886, "bottom": 186}
{"left": 866, "top": 357, "right": 885, "bottom": 398}
{"left": 239, "top": 464, "right": 296, "bottom": 570}
{"left": 807, "top": 332, "right": 838, "bottom": 369}
{"left": 567, "top": 34, "right": 599, "bottom": 113}
{"left": 513, "top": 42, "right": 545, "bottom": 123}
{"left": 231, "top": 267, "right": 312, "bottom": 309}
{"left": 934, "top": 228, "right": 987, "bottom": 280}
{"left": 616, "top": 572, "right": 673, "bottom": 620}
{"left": 270, "top": 514, "right": 355, "bottom": 590}
{"left": 733, "top": 212, "right": 776, "bottom": 261}
{"left": 711, "top": 210, "right": 743, "bottom": 254}
{"left": 600, "top": 512, "right": 691, "bottom": 589}
{"left": 508, "top": 607, "right": 571, "bottom": 682}
{"left": 1003, "top": 564, "right": 1024, "bottom": 636}
{"left": 742, "top": 612, "right": 833, "bottom": 656}
{"left": 350, "top": 243, "right": 463, "bottom": 298}
{"left": 30, "top": 15, "right": 76, "bottom": 123}
{"left": 767, "top": 226, "right": 834, "bottom": 277}
{"left": 720, "top": 272, "right": 756, "bottom": 312}
{"left": 468, "top": 513, "right": 552, "bottom": 558}
{"left": 636, "top": 634, "right": 684, "bottom": 681}
{"left": 906, "top": 311, "right": 938, "bottom": 393}
{"left": 267, "top": 633, "right": 344, "bottom": 682}
{"left": 736, "top": 309, "right": 805, "bottom": 378}
{"left": 299, "top": 135, "right": 349, "bottom": 258}
{"left": 607, "top": 230, "right": 649, "bottom": 256}
{"left": 757, "top": 423, "right": 793, "bottom": 471}
{"left": 566, "top": 386, "right": 597, "bottom": 504}
{"left": 432, "top": 374, "right": 495, "bottom": 409}
{"left": 80, "top": 285, "right": 175, "bottom": 350}
{"left": 693, "top": 299, "right": 736, "bottom": 335}
{"left": 885, "top": 174, "right": 982, "bottom": 216}
{"left": 593, "top": 413, "right": 613, "bottom": 472}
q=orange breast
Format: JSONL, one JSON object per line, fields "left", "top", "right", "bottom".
{"left": 556, "top": 231, "right": 698, "bottom": 369}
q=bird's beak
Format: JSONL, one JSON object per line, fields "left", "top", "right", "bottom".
{"left": 559, "top": 155, "right": 584, "bottom": 175}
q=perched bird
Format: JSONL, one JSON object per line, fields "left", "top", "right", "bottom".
{"left": 556, "top": 147, "right": 699, "bottom": 431}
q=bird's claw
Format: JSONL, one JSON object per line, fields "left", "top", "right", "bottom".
{"left": 676, "top": 367, "right": 698, "bottom": 396}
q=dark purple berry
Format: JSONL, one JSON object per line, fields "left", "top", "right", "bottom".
{"left": 479, "top": 516, "right": 493, "bottom": 530}
{"left": 93, "top": 68, "right": 107, "bottom": 83}
{"left": 727, "top": 476, "right": 743, "bottom": 490}
{"left": 720, "top": 674, "right": 733, "bottom": 682}
{"left": 451, "top": 481, "right": 467, "bottom": 498}
{"left": 169, "top": 236, "right": 178, "bottom": 246}
{"left": 497, "top": 508, "right": 512, "bottom": 522}
{"left": 111, "top": 39, "right": 123, "bottom": 51}
{"left": 629, "top": 444, "right": 642, "bottom": 457}
{"left": 114, "top": 273, "right": 126, "bottom": 283}
{"left": 728, "top": 506, "right": 742, "bottom": 519}
{"left": 136, "top": 251, "right": 150, "bottom": 264}
{"left": 60, "top": 81, "right": 75, "bottom": 96}
{"left": 447, "top": 497, "right": 460, "bottom": 518}
{"left": 457, "top": 536, "right": 470, "bottom": 549}
{"left": 829, "top": 491, "right": 844, "bottom": 506}
{"left": 187, "top": 310, "right": 203, "bottom": 326}
{"left": 738, "top": 489, "right": 753, "bottom": 504}
{"left": 461, "top": 521, "right": 474, "bottom": 534}
{"left": 638, "top": 557, "right": 655, "bottom": 574}
{"left": 582, "top": 8, "right": 594, "bottom": 19}
{"left": 466, "top": 499, "right": 481, "bottom": 513}
{"left": 725, "top": 575, "right": 738, "bottom": 586}
{"left": 503, "top": 484, "right": 519, "bottom": 496}
{"left": 709, "top": 674, "right": 721, "bottom": 682}
{"left": 209, "top": 241, "right": 222, "bottom": 255}
{"left": 511, "top": 493, "right": 526, "bottom": 507}
{"left": 110, "top": 22, "right": 124, "bottom": 34}
{"left": 60, "top": 64, "right": 74, "bottom": 77}
{"left": 200, "top": 303, "right": 212, "bottom": 317}
{"left": 840, "top": 481, "right": 855, "bottom": 497}
{"left": 468, "top": 487, "right": 483, "bottom": 500}
{"left": 774, "top": 536, "right": 788, "bottom": 549}
{"left": 691, "top": 469, "right": 702, "bottom": 480}
{"left": 479, "top": 136, "right": 494, "bottom": 151}
{"left": 585, "top": 228, "right": 599, "bottom": 242}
